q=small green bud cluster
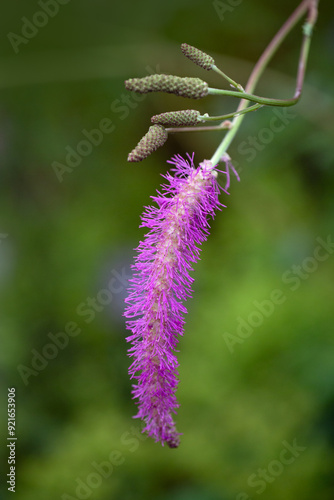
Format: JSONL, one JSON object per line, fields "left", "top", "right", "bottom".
{"left": 125, "top": 44, "right": 216, "bottom": 160}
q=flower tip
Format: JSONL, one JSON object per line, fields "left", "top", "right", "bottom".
{"left": 165, "top": 427, "right": 181, "bottom": 448}
{"left": 127, "top": 151, "right": 141, "bottom": 162}
{"left": 167, "top": 437, "right": 180, "bottom": 448}
{"left": 124, "top": 79, "right": 133, "bottom": 91}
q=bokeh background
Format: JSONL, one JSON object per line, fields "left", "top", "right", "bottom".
{"left": 1, "top": 1, "right": 334, "bottom": 499}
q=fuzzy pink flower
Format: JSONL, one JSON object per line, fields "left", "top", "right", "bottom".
{"left": 124, "top": 154, "right": 225, "bottom": 447}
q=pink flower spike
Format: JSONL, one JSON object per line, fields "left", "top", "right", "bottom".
{"left": 124, "top": 154, "right": 224, "bottom": 447}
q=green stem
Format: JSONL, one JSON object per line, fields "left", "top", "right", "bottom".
{"left": 200, "top": 103, "right": 262, "bottom": 122}
{"left": 208, "top": 87, "right": 299, "bottom": 106}
{"left": 210, "top": 0, "right": 318, "bottom": 166}
{"left": 211, "top": 64, "right": 244, "bottom": 91}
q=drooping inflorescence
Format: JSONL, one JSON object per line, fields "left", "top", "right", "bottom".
{"left": 123, "top": 1, "right": 317, "bottom": 447}
{"left": 124, "top": 155, "right": 225, "bottom": 447}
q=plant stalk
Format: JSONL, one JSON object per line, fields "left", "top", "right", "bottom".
{"left": 210, "top": 0, "right": 319, "bottom": 166}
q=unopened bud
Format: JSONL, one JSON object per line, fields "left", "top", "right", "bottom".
{"left": 151, "top": 110, "right": 201, "bottom": 127}
{"left": 125, "top": 74, "right": 208, "bottom": 99}
{"left": 181, "top": 43, "right": 215, "bottom": 71}
{"left": 128, "top": 125, "right": 168, "bottom": 162}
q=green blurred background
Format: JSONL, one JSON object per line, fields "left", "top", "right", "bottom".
{"left": 1, "top": 1, "right": 334, "bottom": 499}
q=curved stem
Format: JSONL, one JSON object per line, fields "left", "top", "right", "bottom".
{"left": 210, "top": 0, "right": 318, "bottom": 166}
{"left": 201, "top": 103, "right": 263, "bottom": 121}
{"left": 208, "top": 87, "right": 299, "bottom": 106}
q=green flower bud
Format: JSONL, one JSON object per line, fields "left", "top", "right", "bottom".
{"left": 151, "top": 110, "right": 201, "bottom": 127}
{"left": 125, "top": 74, "right": 208, "bottom": 99}
{"left": 181, "top": 43, "right": 215, "bottom": 71}
{"left": 128, "top": 125, "right": 168, "bottom": 162}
